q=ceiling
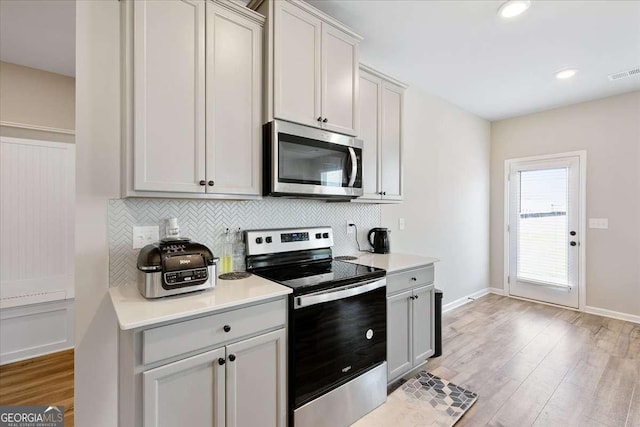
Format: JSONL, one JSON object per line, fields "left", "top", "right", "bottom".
{"left": 0, "top": 0, "right": 75, "bottom": 77}
{"left": 308, "top": 0, "right": 640, "bottom": 120}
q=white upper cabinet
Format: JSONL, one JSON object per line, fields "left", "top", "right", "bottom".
{"left": 273, "top": 0, "right": 322, "bottom": 129}
{"left": 380, "top": 81, "right": 403, "bottom": 200}
{"left": 321, "top": 23, "right": 359, "bottom": 136}
{"left": 356, "top": 65, "right": 406, "bottom": 203}
{"left": 133, "top": 0, "right": 206, "bottom": 193}
{"left": 258, "top": 0, "right": 362, "bottom": 136}
{"left": 206, "top": 1, "right": 263, "bottom": 196}
{"left": 124, "top": 0, "right": 264, "bottom": 199}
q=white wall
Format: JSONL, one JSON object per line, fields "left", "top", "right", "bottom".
{"left": 0, "top": 61, "right": 75, "bottom": 143}
{"left": 490, "top": 91, "right": 640, "bottom": 317}
{"left": 75, "top": 1, "right": 120, "bottom": 425}
{"left": 381, "top": 86, "right": 491, "bottom": 305}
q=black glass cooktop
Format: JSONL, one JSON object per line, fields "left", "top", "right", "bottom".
{"left": 254, "top": 260, "right": 385, "bottom": 295}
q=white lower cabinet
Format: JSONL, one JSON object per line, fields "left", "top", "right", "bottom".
{"left": 143, "top": 347, "right": 226, "bottom": 427}
{"left": 386, "top": 266, "right": 435, "bottom": 383}
{"left": 142, "top": 329, "right": 285, "bottom": 427}
{"left": 119, "top": 298, "right": 287, "bottom": 427}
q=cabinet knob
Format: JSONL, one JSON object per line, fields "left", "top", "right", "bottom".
{"left": 228, "top": 354, "right": 236, "bottom": 362}
{"left": 409, "top": 296, "right": 415, "bottom": 300}
{"left": 570, "top": 231, "right": 576, "bottom": 236}
{"left": 411, "top": 277, "right": 417, "bottom": 281}
{"left": 218, "top": 358, "right": 225, "bottom": 365}
{"left": 383, "top": 192, "right": 387, "bottom": 195}
{"left": 322, "top": 118, "right": 328, "bottom": 123}
{"left": 199, "top": 180, "right": 206, "bottom": 186}
{"left": 570, "top": 241, "right": 577, "bottom": 247}
{"left": 208, "top": 180, "right": 214, "bottom": 186}
{"left": 415, "top": 295, "right": 419, "bottom": 300}
{"left": 223, "top": 325, "right": 231, "bottom": 333}
{"left": 317, "top": 116, "right": 322, "bottom": 122}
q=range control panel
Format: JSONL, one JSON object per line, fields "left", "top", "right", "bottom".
{"left": 245, "top": 227, "right": 334, "bottom": 256}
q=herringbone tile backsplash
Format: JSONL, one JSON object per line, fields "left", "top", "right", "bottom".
{"left": 108, "top": 198, "right": 381, "bottom": 286}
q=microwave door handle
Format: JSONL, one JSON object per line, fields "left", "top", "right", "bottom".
{"left": 348, "top": 147, "right": 357, "bottom": 187}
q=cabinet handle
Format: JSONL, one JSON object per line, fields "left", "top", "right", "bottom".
{"left": 199, "top": 180, "right": 206, "bottom": 186}
{"left": 223, "top": 325, "right": 231, "bottom": 333}
{"left": 317, "top": 116, "right": 322, "bottom": 122}
{"left": 218, "top": 358, "right": 225, "bottom": 365}
{"left": 208, "top": 180, "right": 214, "bottom": 187}
{"left": 322, "top": 118, "right": 328, "bottom": 123}
{"left": 228, "top": 354, "right": 236, "bottom": 362}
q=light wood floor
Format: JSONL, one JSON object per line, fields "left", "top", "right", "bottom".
{"left": 0, "top": 349, "right": 74, "bottom": 427}
{"left": 424, "top": 294, "right": 640, "bottom": 427}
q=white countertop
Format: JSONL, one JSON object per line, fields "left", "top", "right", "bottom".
{"left": 343, "top": 252, "right": 439, "bottom": 273}
{"left": 109, "top": 274, "right": 292, "bottom": 330}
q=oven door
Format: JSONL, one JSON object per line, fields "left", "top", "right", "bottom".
{"left": 266, "top": 120, "right": 363, "bottom": 199}
{"left": 291, "top": 278, "right": 386, "bottom": 408}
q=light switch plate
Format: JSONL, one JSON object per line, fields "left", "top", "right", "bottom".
{"left": 398, "top": 218, "right": 406, "bottom": 230}
{"left": 133, "top": 226, "right": 159, "bottom": 249}
{"left": 589, "top": 218, "right": 609, "bottom": 229}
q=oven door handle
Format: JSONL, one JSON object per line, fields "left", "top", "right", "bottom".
{"left": 347, "top": 147, "right": 357, "bottom": 188}
{"left": 294, "top": 278, "right": 386, "bottom": 309}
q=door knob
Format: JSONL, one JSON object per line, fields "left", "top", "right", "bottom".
{"left": 570, "top": 241, "right": 577, "bottom": 246}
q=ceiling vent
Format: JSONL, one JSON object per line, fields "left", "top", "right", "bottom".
{"left": 608, "top": 67, "right": 640, "bottom": 81}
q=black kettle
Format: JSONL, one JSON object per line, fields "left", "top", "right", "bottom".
{"left": 368, "top": 227, "right": 391, "bottom": 254}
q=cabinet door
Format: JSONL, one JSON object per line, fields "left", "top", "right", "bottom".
{"left": 380, "top": 82, "right": 403, "bottom": 200}
{"left": 321, "top": 23, "right": 359, "bottom": 136}
{"left": 358, "top": 70, "right": 381, "bottom": 199}
{"left": 143, "top": 347, "right": 225, "bottom": 427}
{"left": 133, "top": 0, "right": 206, "bottom": 193}
{"left": 206, "top": 2, "right": 262, "bottom": 195}
{"left": 387, "top": 290, "right": 413, "bottom": 381}
{"left": 226, "top": 329, "right": 286, "bottom": 427}
{"left": 273, "top": 1, "right": 322, "bottom": 129}
{"left": 412, "top": 286, "right": 434, "bottom": 366}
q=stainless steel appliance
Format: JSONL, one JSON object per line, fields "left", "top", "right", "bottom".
{"left": 263, "top": 120, "right": 363, "bottom": 199}
{"left": 368, "top": 227, "right": 391, "bottom": 254}
{"left": 137, "top": 238, "right": 218, "bottom": 298}
{"left": 245, "top": 227, "right": 387, "bottom": 427}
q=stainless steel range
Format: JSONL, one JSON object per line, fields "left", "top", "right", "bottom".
{"left": 245, "top": 227, "right": 387, "bottom": 427}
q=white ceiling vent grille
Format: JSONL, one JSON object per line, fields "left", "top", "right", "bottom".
{"left": 608, "top": 67, "right": 640, "bottom": 81}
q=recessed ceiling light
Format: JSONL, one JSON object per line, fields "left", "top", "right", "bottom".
{"left": 498, "top": 0, "right": 531, "bottom": 18}
{"left": 555, "top": 69, "right": 578, "bottom": 80}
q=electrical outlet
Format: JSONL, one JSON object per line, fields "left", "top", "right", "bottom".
{"left": 398, "top": 218, "right": 406, "bottom": 230}
{"left": 133, "top": 226, "right": 159, "bottom": 249}
{"left": 346, "top": 220, "right": 355, "bottom": 235}
{"left": 589, "top": 218, "right": 608, "bottom": 229}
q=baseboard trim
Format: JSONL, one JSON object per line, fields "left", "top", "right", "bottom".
{"left": 583, "top": 305, "right": 640, "bottom": 325}
{"left": 488, "top": 287, "right": 506, "bottom": 296}
{"left": 442, "top": 288, "right": 492, "bottom": 313}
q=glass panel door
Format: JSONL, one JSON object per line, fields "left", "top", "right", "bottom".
{"left": 508, "top": 156, "right": 581, "bottom": 308}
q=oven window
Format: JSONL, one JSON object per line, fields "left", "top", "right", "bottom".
{"left": 278, "top": 133, "right": 354, "bottom": 187}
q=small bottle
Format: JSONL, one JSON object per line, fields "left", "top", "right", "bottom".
{"left": 232, "top": 228, "right": 246, "bottom": 272}
{"left": 221, "top": 228, "right": 233, "bottom": 274}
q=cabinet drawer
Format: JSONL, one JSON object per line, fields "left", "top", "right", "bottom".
{"left": 142, "top": 298, "right": 286, "bottom": 365}
{"left": 386, "top": 264, "right": 434, "bottom": 295}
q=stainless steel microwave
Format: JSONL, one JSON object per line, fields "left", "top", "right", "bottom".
{"left": 264, "top": 120, "right": 363, "bottom": 199}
